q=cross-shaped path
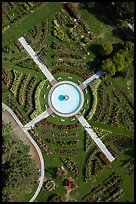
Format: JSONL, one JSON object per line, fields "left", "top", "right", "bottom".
{"left": 17, "top": 35, "right": 115, "bottom": 201}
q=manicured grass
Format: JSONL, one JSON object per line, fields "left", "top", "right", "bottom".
{"left": 2, "top": 3, "right": 63, "bottom": 45}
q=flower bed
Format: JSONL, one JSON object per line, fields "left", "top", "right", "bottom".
{"left": 101, "top": 92, "right": 113, "bottom": 124}
{"left": 52, "top": 68, "right": 93, "bottom": 79}
{"left": 61, "top": 157, "right": 79, "bottom": 178}
{"left": 46, "top": 138, "right": 79, "bottom": 147}
{"left": 29, "top": 129, "right": 52, "bottom": 155}
{"left": 43, "top": 180, "right": 56, "bottom": 191}
{"left": 82, "top": 171, "right": 123, "bottom": 202}
{"left": 41, "top": 129, "right": 79, "bottom": 138}
{"left": 9, "top": 70, "right": 22, "bottom": 96}
{"left": 36, "top": 119, "right": 80, "bottom": 130}
{"left": 123, "top": 159, "right": 134, "bottom": 176}
{"left": 55, "top": 149, "right": 79, "bottom": 155}
{"left": 52, "top": 59, "right": 88, "bottom": 69}
{"left": 88, "top": 79, "right": 101, "bottom": 120}
{"left": 52, "top": 53, "right": 82, "bottom": 60}
{"left": 30, "top": 79, "right": 46, "bottom": 119}
{"left": 18, "top": 74, "right": 30, "bottom": 105}
{"left": 121, "top": 113, "right": 134, "bottom": 130}
{"left": 24, "top": 76, "right": 37, "bottom": 112}
{"left": 93, "top": 84, "right": 106, "bottom": 121}
{"left": 51, "top": 41, "right": 76, "bottom": 51}
{"left": 2, "top": 68, "right": 9, "bottom": 85}
{"left": 6, "top": 96, "right": 29, "bottom": 125}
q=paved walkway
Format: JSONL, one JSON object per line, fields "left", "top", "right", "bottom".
{"left": 23, "top": 108, "right": 53, "bottom": 131}
{"left": 2, "top": 103, "right": 45, "bottom": 202}
{"left": 18, "top": 37, "right": 57, "bottom": 85}
{"left": 79, "top": 70, "right": 105, "bottom": 90}
{"left": 76, "top": 113, "right": 115, "bottom": 162}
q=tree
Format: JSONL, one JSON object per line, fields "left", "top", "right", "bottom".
{"left": 2, "top": 122, "right": 39, "bottom": 202}
{"left": 65, "top": 2, "right": 79, "bottom": 19}
{"left": 48, "top": 193, "right": 63, "bottom": 202}
{"left": 101, "top": 58, "right": 116, "bottom": 76}
{"left": 113, "top": 51, "right": 126, "bottom": 72}
{"left": 113, "top": 41, "right": 134, "bottom": 72}
{"left": 124, "top": 41, "right": 134, "bottom": 64}
{"left": 105, "top": 2, "right": 134, "bottom": 25}
{"left": 101, "top": 41, "right": 134, "bottom": 76}
{"left": 100, "top": 43, "right": 113, "bottom": 56}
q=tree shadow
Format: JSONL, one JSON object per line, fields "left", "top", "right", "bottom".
{"left": 112, "top": 42, "right": 124, "bottom": 55}
{"left": 88, "top": 44, "right": 102, "bottom": 57}
{"left": 120, "top": 143, "right": 134, "bottom": 167}
{"left": 45, "top": 167, "right": 58, "bottom": 179}
{"left": 62, "top": 178, "right": 69, "bottom": 186}
{"left": 112, "top": 27, "right": 134, "bottom": 42}
{"left": 78, "top": 3, "right": 115, "bottom": 27}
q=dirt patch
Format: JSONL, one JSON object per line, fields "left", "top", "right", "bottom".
{"left": 64, "top": 190, "right": 75, "bottom": 202}
{"left": 2, "top": 109, "right": 41, "bottom": 169}
{"left": 127, "top": 80, "right": 131, "bottom": 86}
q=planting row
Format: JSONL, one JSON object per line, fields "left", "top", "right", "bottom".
{"left": 18, "top": 74, "right": 31, "bottom": 106}
{"left": 52, "top": 53, "right": 82, "bottom": 60}
{"left": 119, "top": 111, "right": 134, "bottom": 131}
{"left": 55, "top": 148, "right": 79, "bottom": 155}
{"left": 52, "top": 68, "right": 93, "bottom": 79}
{"left": 61, "top": 157, "right": 79, "bottom": 179}
{"left": 40, "top": 129, "right": 79, "bottom": 138}
{"left": 2, "top": 68, "right": 9, "bottom": 85}
{"left": 24, "top": 76, "right": 38, "bottom": 113}
{"left": 6, "top": 96, "right": 29, "bottom": 125}
{"left": 30, "top": 79, "right": 46, "bottom": 119}
{"left": 52, "top": 59, "right": 89, "bottom": 70}
{"left": 9, "top": 70, "right": 22, "bottom": 96}
{"left": 29, "top": 129, "right": 52, "bottom": 155}
{"left": 82, "top": 171, "right": 123, "bottom": 202}
{"left": 46, "top": 138, "right": 79, "bottom": 147}
{"left": 2, "top": 2, "right": 45, "bottom": 31}
{"left": 36, "top": 119, "right": 80, "bottom": 130}
{"left": 51, "top": 41, "right": 76, "bottom": 51}
{"left": 123, "top": 159, "right": 134, "bottom": 176}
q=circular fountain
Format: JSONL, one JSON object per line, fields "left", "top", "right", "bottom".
{"left": 48, "top": 81, "right": 84, "bottom": 117}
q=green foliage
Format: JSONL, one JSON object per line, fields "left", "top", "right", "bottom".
{"left": 47, "top": 193, "right": 63, "bottom": 202}
{"left": 65, "top": 2, "right": 79, "bottom": 18}
{"left": 100, "top": 42, "right": 113, "bottom": 56}
{"left": 10, "top": 70, "right": 22, "bottom": 96}
{"left": 104, "top": 2, "right": 134, "bottom": 25}
{"left": 30, "top": 79, "right": 46, "bottom": 119}
{"left": 102, "top": 41, "right": 134, "bottom": 75}
{"left": 2, "top": 123, "right": 39, "bottom": 202}
{"left": 53, "top": 23, "right": 70, "bottom": 42}
{"left": 102, "top": 58, "right": 116, "bottom": 76}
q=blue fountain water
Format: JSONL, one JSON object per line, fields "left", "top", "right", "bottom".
{"left": 58, "top": 95, "right": 65, "bottom": 101}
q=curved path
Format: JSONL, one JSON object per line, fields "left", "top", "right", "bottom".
{"left": 2, "top": 103, "right": 45, "bottom": 202}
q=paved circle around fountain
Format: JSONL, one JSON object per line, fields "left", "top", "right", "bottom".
{"left": 48, "top": 81, "right": 84, "bottom": 117}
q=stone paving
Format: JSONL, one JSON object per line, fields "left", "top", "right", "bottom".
{"left": 75, "top": 113, "right": 115, "bottom": 162}
{"left": 18, "top": 37, "right": 55, "bottom": 83}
